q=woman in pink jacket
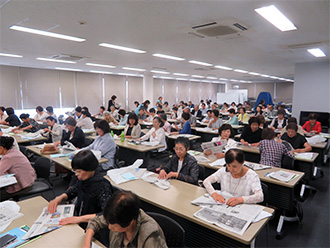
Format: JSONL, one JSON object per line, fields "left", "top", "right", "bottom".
{"left": 0, "top": 136, "right": 36, "bottom": 201}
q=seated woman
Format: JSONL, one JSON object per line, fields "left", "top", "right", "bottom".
{"left": 34, "top": 106, "right": 48, "bottom": 122}
{"left": 138, "top": 117, "right": 167, "bottom": 152}
{"left": 56, "top": 117, "right": 86, "bottom": 148}
{"left": 124, "top": 113, "right": 141, "bottom": 139}
{"left": 92, "top": 106, "right": 106, "bottom": 118}
{"left": 256, "top": 115, "right": 268, "bottom": 129}
{"left": 82, "top": 120, "right": 116, "bottom": 171}
{"left": 118, "top": 109, "right": 128, "bottom": 126}
{"left": 269, "top": 109, "right": 287, "bottom": 130}
{"left": 280, "top": 117, "right": 304, "bottom": 136}
{"left": 158, "top": 137, "right": 199, "bottom": 185}
{"left": 238, "top": 107, "right": 250, "bottom": 123}
{"left": 172, "top": 112, "right": 191, "bottom": 134}
{"left": 75, "top": 106, "right": 83, "bottom": 122}
{"left": 204, "top": 124, "right": 237, "bottom": 159}
{"left": 159, "top": 113, "right": 171, "bottom": 133}
{"left": 207, "top": 109, "right": 223, "bottom": 130}
{"left": 42, "top": 116, "right": 62, "bottom": 143}
{"left": 0, "top": 107, "right": 21, "bottom": 126}
{"left": 46, "top": 106, "right": 58, "bottom": 122}
{"left": 146, "top": 108, "right": 156, "bottom": 122}
{"left": 226, "top": 109, "right": 238, "bottom": 125}
{"left": 0, "top": 136, "right": 36, "bottom": 201}
{"left": 203, "top": 149, "right": 263, "bottom": 206}
{"left": 103, "top": 111, "right": 118, "bottom": 125}
{"left": 48, "top": 150, "right": 113, "bottom": 228}
{"left": 77, "top": 110, "right": 94, "bottom": 130}
{"left": 202, "top": 110, "right": 212, "bottom": 123}
{"left": 259, "top": 128, "right": 294, "bottom": 167}
{"left": 137, "top": 108, "right": 147, "bottom": 121}
{"left": 254, "top": 106, "right": 263, "bottom": 116}
{"left": 84, "top": 190, "right": 166, "bottom": 248}
{"left": 109, "top": 106, "right": 119, "bottom": 120}
{"left": 0, "top": 106, "right": 8, "bottom": 123}
{"left": 220, "top": 102, "right": 229, "bottom": 113}
{"left": 240, "top": 117, "right": 262, "bottom": 146}
{"left": 281, "top": 123, "right": 312, "bottom": 153}
{"left": 12, "top": 114, "right": 40, "bottom": 133}
{"left": 302, "top": 113, "right": 322, "bottom": 134}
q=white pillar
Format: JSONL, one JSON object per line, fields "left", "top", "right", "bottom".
{"left": 143, "top": 73, "right": 154, "bottom": 105}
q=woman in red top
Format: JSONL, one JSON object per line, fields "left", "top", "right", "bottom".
{"left": 302, "top": 113, "right": 322, "bottom": 134}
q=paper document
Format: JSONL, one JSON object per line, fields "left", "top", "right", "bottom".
{"left": 107, "top": 159, "right": 144, "bottom": 184}
{"left": 141, "top": 141, "right": 160, "bottom": 146}
{"left": 306, "top": 135, "right": 326, "bottom": 145}
{"left": 191, "top": 191, "right": 233, "bottom": 206}
{"left": 201, "top": 140, "right": 227, "bottom": 156}
{"left": 22, "top": 204, "right": 75, "bottom": 239}
{"left": 209, "top": 158, "right": 226, "bottom": 167}
{"left": 0, "top": 201, "right": 23, "bottom": 232}
{"left": 244, "top": 162, "right": 271, "bottom": 171}
{"left": 0, "top": 174, "right": 17, "bottom": 188}
{"left": 294, "top": 152, "right": 314, "bottom": 160}
{"left": 141, "top": 172, "right": 170, "bottom": 190}
{"left": 269, "top": 170, "right": 296, "bottom": 182}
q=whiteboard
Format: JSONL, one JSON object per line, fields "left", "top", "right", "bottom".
{"left": 217, "top": 92, "right": 239, "bottom": 104}
{"left": 227, "top": 89, "right": 248, "bottom": 103}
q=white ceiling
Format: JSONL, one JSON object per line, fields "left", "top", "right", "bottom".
{"left": 0, "top": 0, "right": 329, "bottom": 83}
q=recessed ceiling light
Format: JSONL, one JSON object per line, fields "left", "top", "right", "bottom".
{"left": 248, "top": 72, "right": 261, "bottom": 76}
{"left": 90, "top": 70, "right": 114, "bottom": 74}
{"left": 10, "top": 25, "right": 86, "bottom": 42}
{"left": 153, "top": 53, "right": 185, "bottom": 61}
{"left": 191, "top": 75, "right": 205, "bottom": 78}
{"left": 215, "top": 65, "right": 233, "bottom": 71}
{"left": 0, "top": 52, "right": 23, "bottom": 58}
{"left": 122, "top": 67, "right": 146, "bottom": 72}
{"left": 99, "top": 43, "right": 146, "bottom": 53}
{"left": 189, "top": 60, "right": 213, "bottom": 66}
{"left": 150, "top": 70, "right": 170, "bottom": 74}
{"left": 37, "top": 57, "right": 76, "bottom": 64}
{"left": 55, "top": 67, "right": 83, "bottom": 72}
{"left": 255, "top": 5, "right": 297, "bottom": 32}
{"left": 173, "top": 73, "right": 189, "bottom": 76}
{"left": 233, "top": 69, "right": 248, "bottom": 73}
{"left": 307, "top": 48, "right": 326, "bottom": 57}
{"left": 206, "top": 76, "right": 217, "bottom": 80}
{"left": 86, "top": 63, "right": 116, "bottom": 68}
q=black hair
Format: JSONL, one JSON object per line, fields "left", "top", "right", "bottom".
{"left": 0, "top": 136, "right": 14, "bottom": 150}
{"left": 164, "top": 101, "right": 168, "bottom": 105}
{"left": 158, "top": 105, "right": 163, "bottom": 109}
{"left": 248, "top": 116, "right": 260, "bottom": 126}
{"left": 100, "top": 106, "right": 106, "bottom": 111}
{"left": 261, "top": 127, "right": 275, "bottom": 140}
{"left": 212, "top": 109, "right": 219, "bottom": 117}
{"left": 231, "top": 102, "right": 236, "bottom": 106}
{"left": 239, "top": 107, "right": 246, "bottom": 113}
{"left": 223, "top": 103, "right": 229, "bottom": 108}
{"left": 111, "top": 95, "right": 117, "bottom": 100}
{"left": 228, "top": 109, "right": 235, "bottom": 114}
{"left": 118, "top": 109, "right": 126, "bottom": 117}
{"left": 103, "top": 190, "right": 141, "bottom": 228}
{"left": 5, "top": 107, "right": 14, "bottom": 115}
{"left": 46, "top": 106, "right": 54, "bottom": 113}
{"left": 308, "top": 113, "right": 317, "bottom": 120}
{"left": 277, "top": 109, "right": 285, "bottom": 116}
{"left": 64, "top": 117, "right": 77, "bottom": 127}
{"left": 218, "top": 123, "right": 233, "bottom": 137}
{"left": 82, "top": 110, "right": 92, "bottom": 118}
{"left": 287, "top": 123, "right": 298, "bottom": 132}
{"left": 288, "top": 117, "right": 297, "bottom": 124}
{"left": 159, "top": 113, "right": 167, "bottom": 121}
{"left": 153, "top": 116, "right": 164, "bottom": 127}
{"left": 225, "top": 149, "right": 245, "bottom": 165}
{"left": 82, "top": 106, "right": 89, "bottom": 112}
{"left": 143, "top": 100, "right": 150, "bottom": 105}
{"left": 75, "top": 106, "right": 82, "bottom": 113}
{"left": 256, "top": 115, "right": 266, "bottom": 124}
{"left": 172, "top": 107, "right": 178, "bottom": 111}
{"left": 127, "top": 113, "right": 138, "bottom": 125}
{"left": 46, "top": 116, "right": 56, "bottom": 122}
{"left": 175, "top": 137, "right": 190, "bottom": 150}
{"left": 206, "top": 109, "right": 212, "bottom": 114}
{"left": 134, "top": 101, "right": 139, "bottom": 106}
{"left": 20, "top": 113, "right": 30, "bottom": 120}
{"left": 182, "top": 112, "right": 190, "bottom": 121}
{"left": 36, "top": 106, "right": 43, "bottom": 112}
{"left": 256, "top": 106, "right": 262, "bottom": 113}
{"left": 202, "top": 103, "right": 206, "bottom": 107}
{"left": 0, "top": 106, "right": 6, "bottom": 112}
{"left": 94, "top": 120, "right": 111, "bottom": 134}
{"left": 72, "top": 150, "right": 99, "bottom": 171}
{"left": 149, "top": 108, "right": 156, "bottom": 113}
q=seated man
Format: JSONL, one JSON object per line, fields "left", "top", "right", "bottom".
{"left": 281, "top": 123, "right": 312, "bottom": 153}
{"left": 240, "top": 117, "right": 262, "bottom": 146}
{"left": 157, "top": 137, "right": 199, "bottom": 185}
{"left": 84, "top": 190, "right": 167, "bottom": 248}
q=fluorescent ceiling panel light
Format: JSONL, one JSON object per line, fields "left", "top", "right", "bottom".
{"left": 189, "top": 60, "right": 213, "bottom": 66}
{"left": 206, "top": 76, "right": 217, "bottom": 80}
{"left": 10, "top": 25, "right": 86, "bottom": 42}
{"left": 176, "top": 78, "right": 188, "bottom": 81}
{"left": 191, "top": 75, "right": 204, "bottom": 78}
{"left": 260, "top": 74, "right": 271, "bottom": 78}
{"left": 150, "top": 70, "right": 170, "bottom": 74}
{"left": 230, "top": 79, "right": 239, "bottom": 82}
{"left": 90, "top": 70, "right": 113, "bottom": 74}
{"left": 37, "top": 57, "right": 76, "bottom": 64}
{"left": 153, "top": 53, "right": 185, "bottom": 61}
{"left": 255, "top": 5, "right": 297, "bottom": 32}
{"left": 173, "top": 73, "right": 189, "bottom": 76}
{"left": 86, "top": 63, "right": 116, "bottom": 68}
{"left": 117, "top": 73, "right": 142, "bottom": 77}
{"left": 202, "top": 80, "right": 212, "bottom": 83}
{"left": 0, "top": 52, "right": 23, "bottom": 58}
{"left": 219, "top": 78, "right": 228, "bottom": 81}
{"left": 159, "top": 76, "right": 173, "bottom": 80}
{"left": 248, "top": 72, "right": 261, "bottom": 76}
{"left": 55, "top": 67, "right": 82, "bottom": 72}
{"left": 234, "top": 69, "right": 248, "bottom": 73}
{"left": 122, "top": 67, "right": 145, "bottom": 72}
{"left": 307, "top": 48, "right": 326, "bottom": 57}
{"left": 190, "top": 79, "right": 201, "bottom": 82}
{"left": 99, "top": 43, "right": 146, "bottom": 53}
{"left": 215, "top": 65, "right": 233, "bottom": 71}
{"left": 269, "top": 76, "right": 279, "bottom": 79}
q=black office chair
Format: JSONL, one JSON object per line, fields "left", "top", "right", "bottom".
{"left": 197, "top": 164, "right": 205, "bottom": 187}
{"left": 84, "top": 137, "right": 94, "bottom": 146}
{"left": 114, "top": 146, "right": 126, "bottom": 168}
{"left": 260, "top": 182, "right": 271, "bottom": 247}
{"left": 147, "top": 212, "right": 185, "bottom": 248}
{"left": 15, "top": 157, "right": 54, "bottom": 201}
{"left": 281, "top": 155, "right": 295, "bottom": 170}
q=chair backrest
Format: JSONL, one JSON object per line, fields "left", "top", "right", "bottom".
{"left": 147, "top": 212, "right": 185, "bottom": 248}
{"left": 281, "top": 154, "right": 295, "bottom": 170}
{"left": 84, "top": 138, "right": 94, "bottom": 146}
{"left": 34, "top": 157, "right": 52, "bottom": 184}
{"left": 260, "top": 182, "right": 269, "bottom": 206}
{"left": 198, "top": 164, "right": 205, "bottom": 181}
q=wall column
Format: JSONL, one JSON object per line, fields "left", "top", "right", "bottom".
{"left": 143, "top": 73, "right": 154, "bottom": 105}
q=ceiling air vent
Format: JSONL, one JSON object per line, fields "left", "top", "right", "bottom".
{"left": 51, "top": 54, "right": 84, "bottom": 62}
{"left": 233, "top": 23, "right": 248, "bottom": 31}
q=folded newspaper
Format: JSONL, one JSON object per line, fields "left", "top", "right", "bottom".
{"left": 201, "top": 140, "right": 227, "bottom": 156}
{"left": 244, "top": 162, "right": 271, "bottom": 171}
{"left": 22, "top": 204, "right": 75, "bottom": 239}
{"left": 269, "top": 170, "right": 296, "bottom": 182}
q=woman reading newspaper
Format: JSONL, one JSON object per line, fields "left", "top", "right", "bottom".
{"left": 203, "top": 149, "right": 263, "bottom": 207}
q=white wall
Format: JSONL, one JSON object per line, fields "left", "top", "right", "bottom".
{"left": 292, "top": 61, "right": 330, "bottom": 118}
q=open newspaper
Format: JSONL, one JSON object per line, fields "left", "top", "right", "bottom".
{"left": 244, "top": 162, "right": 271, "bottom": 171}
{"left": 22, "top": 205, "right": 74, "bottom": 239}
{"left": 269, "top": 170, "right": 296, "bottom": 182}
{"left": 201, "top": 140, "right": 227, "bottom": 156}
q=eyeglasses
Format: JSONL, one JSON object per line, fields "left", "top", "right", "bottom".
{"left": 174, "top": 147, "right": 186, "bottom": 152}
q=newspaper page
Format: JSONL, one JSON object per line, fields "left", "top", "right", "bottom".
{"left": 191, "top": 191, "right": 233, "bottom": 206}
{"left": 201, "top": 140, "right": 227, "bottom": 156}
{"left": 22, "top": 204, "right": 75, "bottom": 239}
{"left": 107, "top": 159, "right": 144, "bottom": 185}
{"left": 244, "top": 162, "right": 271, "bottom": 171}
{"left": 194, "top": 203, "right": 264, "bottom": 236}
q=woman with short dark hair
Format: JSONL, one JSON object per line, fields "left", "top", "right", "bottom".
{"left": 1, "top": 107, "right": 21, "bottom": 126}
{"left": 124, "top": 113, "right": 141, "bottom": 139}
{"left": 302, "top": 113, "right": 322, "bottom": 134}
{"left": 34, "top": 106, "right": 48, "bottom": 122}
{"left": 12, "top": 113, "right": 40, "bottom": 133}
{"left": 55, "top": 117, "right": 86, "bottom": 148}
